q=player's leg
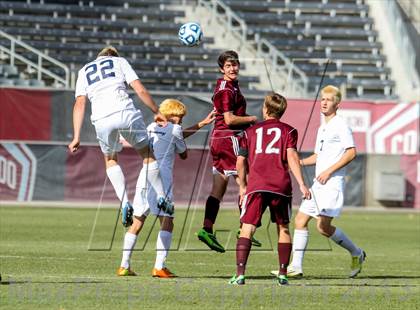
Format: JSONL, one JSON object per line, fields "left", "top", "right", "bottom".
{"left": 95, "top": 112, "right": 134, "bottom": 227}
{"left": 229, "top": 223, "right": 254, "bottom": 285}
{"left": 230, "top": 193, "right": 263, "bottom": 285}
{"left": 277, "top": 223, "right": 292, "bottom": 285}
{"left": 233, "top": 175, "right": 262, "bottom": 247}
{"left": 197, "top": 172, "right": 228, "bottom": 253}
{"left": 317, "top": 215, "right": 366, "bottom": 277}
{"left": 152, "top": 216, "right": 176, "bottom": 278}
{"left": 287, "top": 211, "right": 312, "bottom": 277}
{"left": 118, "top": 215, "right": 147, "bottom": 276}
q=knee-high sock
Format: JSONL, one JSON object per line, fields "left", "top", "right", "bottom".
{"left": 278, "top": 243, "right": 292, "bottom": 276}
{"left": 106, "top": 165, "right": 129, "bottom": 206}
{"left": 330, "top": 227, "right": 361, "bottom": 256}
{"left": 154, "top": 230, "right": 172, "bottom": 269}
{"left": 236, "top": 237, "right": 252, "bottom": 276}
{"left": 141, "top": 161, "right": 165, "bottom": 198}
{"left": 290, "top": 229, "right": 309, "bottom": 269}
{"left": 203, "top": 196, "right": 220, "bottom": 233}
{"left": 133, "top": 165, "right": 149, "bottom": 215}
{"left": 120, "top": 232, "right": 138, "bottom": 269}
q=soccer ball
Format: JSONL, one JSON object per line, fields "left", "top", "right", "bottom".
{"left": 178, "top": 22, "right": 203, "bottom": 47}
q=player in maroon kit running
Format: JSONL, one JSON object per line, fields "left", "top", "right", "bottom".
{"left": 197, "top": 51, "right": 259, "bottom": 253}
{"left": 229, "top": 93, "right": 311, "bottom": 285}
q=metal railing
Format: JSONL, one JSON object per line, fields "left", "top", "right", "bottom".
{"left": 0, "top": 29, "right": 70, "bottom": 88}
{"left": 197, "top": 0, "right": 309, "bottom": 96}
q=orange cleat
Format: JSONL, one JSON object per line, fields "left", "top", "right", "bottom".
{"left": 117, "top": 267, "right": 137, "bottom": 276}
{"left": 152, "top": 267, "right": 177, "bottom": 278}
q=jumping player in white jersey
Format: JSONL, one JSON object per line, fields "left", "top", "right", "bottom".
{"left": 272, "top": 85, "right": 366, "bottom": 279}
{"left": 68, "top": 46, "right": 173, "bottom": 248}
{"left": 118, "top": 99, "right": 215, "bottom": 277}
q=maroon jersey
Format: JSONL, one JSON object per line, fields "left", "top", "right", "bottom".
{"left": 239, "top": 119, "right": 298, "bottom": 196}
{"left": 212, "top": 78, "right": 248, "bottom": 137}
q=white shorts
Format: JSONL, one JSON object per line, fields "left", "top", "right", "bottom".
{"left": 92, "top": 109, "right": 148, "bottom": 155}
{"left": 133, "top": 169, "right": 174, "bottom": 218}
{"left": 299, "top": 181, "right": 344, "bottom": 218}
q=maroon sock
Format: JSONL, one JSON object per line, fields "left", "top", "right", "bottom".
{"left": 278, "top": 243, "right": 292, "bottom": 276}
{"left": 236, "top": 237, "right": 252, "bottom": 276}
{"left": 203, "top": 196, "right": 220, "bottom": 233}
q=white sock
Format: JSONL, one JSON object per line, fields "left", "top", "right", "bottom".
{"left": 290, "top": 229, "right": 309, "bottom": 270}
{"left": 154, "top": 230, "right": 172, "bottom": 270}
{"left": 120, "top": 232, "right": 138, "bottom": 269}
{"left": 106, "top": 165, "right": 129, "bottom": 206}
{"left": 330, "top": 227, "right": 361, "bottom": 257}
{"left": 133, "top": 166, "right": 149, "bottom": 214}
{"left": 142, "top": 161, "right": 165, "bottom": 198}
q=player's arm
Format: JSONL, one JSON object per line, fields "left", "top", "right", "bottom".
{"left": 287, "top": 148, "right": 311, "bottom": 199}
{"left": 236, "top": 155, "right": 248, "bottom": 204}
{"left": 183, "top": 110, "right": 216, "bottom": 139}
{"left": 68, "top": 96, "right": 87, "bottom": 153}
{"left": 223, "top": 111, "right": 257, "bottom": 126}
{"left": 130, "top": 79, "right": 166, "bottom": 123}
{"left": 300, "top": 153, "right": 317, "bottom": 166}
{"left": 316, "top": 147, "right": 356, "bottom": 184}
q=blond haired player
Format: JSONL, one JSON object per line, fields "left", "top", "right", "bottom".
{"left": 272, "top": 85, "right": 366, "bottom": 279}
{"left": 117, "top": 99, "right": 215, "bottom": 277}
{"left": 69, "top": 46, "right": 173, "bottom": 230}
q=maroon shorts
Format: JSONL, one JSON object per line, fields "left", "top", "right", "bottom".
{"left": 240, "top": 192, "right": 292, "bottom": 227}
{"left": 210, "top": 135, "right": 239, "bottom": 175}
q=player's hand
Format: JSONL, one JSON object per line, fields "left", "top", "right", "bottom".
{"left": 300, "top": 184, "right": 311, "bottom": 200}
{"left": 316, "top": 170, "right": 331, "bottom": 185}
{"left": 68, "top": 138, "right": 80, "bottom": 153}
{"left": 250, "top": 115, "right": 258, "bottom": 124}
{"left": 154, "top": 112, "right": 167, "bottom": 127}
{"left": 199, "top": 109, "right": 216, "bottom": 127}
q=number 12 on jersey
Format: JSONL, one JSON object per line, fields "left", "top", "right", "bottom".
{"left": 255, "top": 127, "right": 281, "bottom": 154}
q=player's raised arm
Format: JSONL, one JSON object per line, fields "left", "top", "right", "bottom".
{"left": 68, "top": 96, "right": 87, "bottom": 153}
{"left": 287, "top": 148, "right": 311, "bottom": 200}
{"left": 223, "top": 111, "right": 257, "bottom": 126}
{"left": 183, "top": 110, "right": 216, "bottom": 139}
{"left": 130, "top": 79, "right": 167, "bottom": 123}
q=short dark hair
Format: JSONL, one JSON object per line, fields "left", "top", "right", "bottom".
{"left": 264, "top": 93, "right": 287, "bottom": 119}
{"left": 217, "top": 50, "right": 240, "bottom": 68}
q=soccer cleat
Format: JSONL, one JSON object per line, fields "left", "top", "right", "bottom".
{"left": 117, "top": 267, "right": 137, "bottom": 276}
{"left": 229, "top": 274, "right": 245, "bottom": 285}
{"left": 157, "top": 197, "right": 174, "bottom": 215}
{"left": 236, "top": 229, "right": 262, "bottom": 247}
{"left": 152, "top": 267, "right": 177, "bottom": 278}
{"left": 121, "top": 202, "right": 134, "bottom": 227}
{"left": 350, "top": 250, "right": 366, "bottom": 278}
{"left": 197, "top": 228, "right": 225, "bottom": 253}
{"left": 270, "top": 266, "right": 303, "bottom": 278}
{"left": 278, "top": 275, "right": 289, "bottom": 286}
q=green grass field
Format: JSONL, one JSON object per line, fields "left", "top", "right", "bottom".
{"left": 0, "top": 206, "right": 419, "bottom": 309}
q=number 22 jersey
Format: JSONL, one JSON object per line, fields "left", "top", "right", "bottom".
{"left": 75, "top": 56, "right": 139, "bottom": 121}
{"left": 239, "top": 119, "right": 298, "bottom": 196}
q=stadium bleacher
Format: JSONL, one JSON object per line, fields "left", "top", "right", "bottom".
{"left": 0, "top": 0, "right": 259, "bottom": 91}
{"left": 0, "top": 0, "right": 399, "bottom": 99}
{"left": 223, "top": 0, "right": 396, "bottom": 99}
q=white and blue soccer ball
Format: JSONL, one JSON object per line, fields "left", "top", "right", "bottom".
{"left": 178, "top": 22, "right": 203, "bottom": 47}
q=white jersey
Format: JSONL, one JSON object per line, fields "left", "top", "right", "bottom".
{"left": 314, "top": 115, "right": 355, "bottom": 187}
{"left": 147, "top": 122, "right": 187, "bottom": 175}
{"left": 75, "top": 56, "right": 139, "bottom": 121}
